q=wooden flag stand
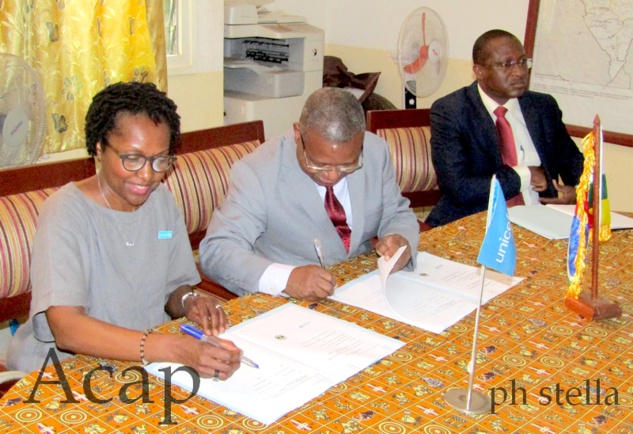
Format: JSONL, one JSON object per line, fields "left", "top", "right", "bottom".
{"left": 565, "top": 116, "right": 621, "bottom": 321}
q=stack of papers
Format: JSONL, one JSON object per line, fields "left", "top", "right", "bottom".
{"left": 508, "top": 204, "right": 633, "bottom": 239}
{"left": 146, "top": 303, "right": 404, "bottom": 425}
{"left": 331, "top": 250, "right": 523, "bottom": 334}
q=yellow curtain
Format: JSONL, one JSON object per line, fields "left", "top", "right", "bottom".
{"left": 0, "top": 0, "right": 167, "bottom": 154}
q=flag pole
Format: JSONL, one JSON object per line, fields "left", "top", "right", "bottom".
{"left": 446, "top": 175, "right": 515, "bottom": 414}
{"left": 565, "top": 115, "right": 621, "bottom": 321}
{"left": 444, "top": 265, "right": 491, "bottom": 414}
{"left": 590, "top": 115, "right": 601, "bottom": 300}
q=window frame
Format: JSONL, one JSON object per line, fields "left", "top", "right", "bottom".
{"left": 165, "top": 0, "right": 194, "bottom": 75}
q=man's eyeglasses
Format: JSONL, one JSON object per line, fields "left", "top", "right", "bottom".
{"left": 485, "top": 58, "right": 533, "bottom": 71}
{"left": 104, "top": 143, "right": 176, "bottom": 173}
{"left": 300, "top": 131, "right": 363, "bottom": 174}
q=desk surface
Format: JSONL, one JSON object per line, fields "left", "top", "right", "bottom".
{"left": 1, "top": 212, "right": 632, "bottom": 433}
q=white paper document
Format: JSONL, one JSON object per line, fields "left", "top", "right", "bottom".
{"left": 145, "top": 303, "right": 404, "bottom": 425}
{"left": 508, "top": 204, "right": 633, "bottom": 239}
{"left": 332, "top": 251, "right": 523, "bottom": 334}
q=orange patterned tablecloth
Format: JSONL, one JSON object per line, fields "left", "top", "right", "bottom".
{"left": 1, "top": 212, "right": 632, "bottom": 433}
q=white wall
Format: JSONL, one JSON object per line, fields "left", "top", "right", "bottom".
{"left": 167, "top": 0, "right": 224, "bottom": 133}
{"left": 273, "top": 0, "right": 530, "bottom": 107}
{"left": 269, "top": 0, "right": 633, "bottom": 213}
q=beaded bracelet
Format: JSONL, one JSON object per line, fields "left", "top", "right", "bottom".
{"left": 140, "top": 328, "right": 153, "bottom": 367}
{"left": 181, "top": 288, "right": 199, "bottom": 311}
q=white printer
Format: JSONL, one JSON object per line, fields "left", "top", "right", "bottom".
{"left": 224, "top": 0, "right": 324, "bottom": 139}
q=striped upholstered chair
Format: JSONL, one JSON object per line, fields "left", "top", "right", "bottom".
{"left": 163, "top": 122, "right": 265, "bottom": 299}
{"left": 0, "top": 158, "right": 96, "bottom": 394}
{"left": 0, "top": 121, "right": 265, "bottom": 394}
{"left": 366, "top": 109, "right": 440, "bottom": 229}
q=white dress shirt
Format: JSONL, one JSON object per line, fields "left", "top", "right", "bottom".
{"left": 258, "top": 177, "right": 352, "bottom": 295}
{"left": 478, "top": 84, "right": 542, "bottom": 205}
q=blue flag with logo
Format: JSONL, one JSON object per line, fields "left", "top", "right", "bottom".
{"left": 476, "top": 176, "right": 516, "bottom": 276}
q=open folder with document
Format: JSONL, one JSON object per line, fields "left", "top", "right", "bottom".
{"left": 331, "top": 249, "right": 523, "bottom": 334}
{"left": 508, "top": 204, "right": 633, "bottom": 239}
{"left": 145, "top": 303, "right": 404, "bottom": 425}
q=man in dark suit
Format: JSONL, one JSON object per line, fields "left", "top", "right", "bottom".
{"left": 426, "top": 29, "right": 584, "bottom": 227}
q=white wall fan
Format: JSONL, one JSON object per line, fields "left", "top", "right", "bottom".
{"left": 0, "top": 53, "right": 46, "bottom": 168}
{"left": 396, "top": 7, "right": 448, "bottom": 103}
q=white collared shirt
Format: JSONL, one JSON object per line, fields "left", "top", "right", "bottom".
{"left": 478, "top": 84, "right": 542, "bottom": 205}
{"left": 258, "top": 177, "right": 352, "bottom": 296}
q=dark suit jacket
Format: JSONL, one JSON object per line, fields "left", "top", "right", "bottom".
{"left": 426, "top": 81, "right": 584, "bottom": 227}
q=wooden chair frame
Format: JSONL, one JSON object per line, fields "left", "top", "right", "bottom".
{"left": 0, "top": 158, "right": 96, "bottom": 324}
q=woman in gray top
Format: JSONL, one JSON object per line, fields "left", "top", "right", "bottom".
{"left": 8, "top": 82, "right": 241, "bottom": 380}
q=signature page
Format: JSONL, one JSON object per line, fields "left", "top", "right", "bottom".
{"left": 146, "top": 304, "right": 403, "bottom": 425}
{"left": 333, "top": 251, "right": 523, "bottom": 334}
{"left": 383, "top": 277, "right": 480, "bottom": 333}
{"left": 331, "top": 246, "right": 405, "bottom": 322}
{"left": 226, "top": 303, "right": 404, "bottom": 381}
{"left": 396, "top": 252, "right": 522, "bottom": 302}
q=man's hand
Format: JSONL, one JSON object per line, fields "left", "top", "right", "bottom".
{"left": 374, "top": 234, "right": 411, "bottom": 273}
{"left": 528, "top": 166, "right": 548, "bottom": 192}
{"left": 184, "top": 294, "right": 229, "bottom": 337}
{"left": 540, "top": 179, "right": 576, "bottom": 205}
{"left": 284, "top": 265, "right": 336, "bottom": 301}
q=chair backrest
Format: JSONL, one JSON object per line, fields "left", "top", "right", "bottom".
{"left": 366, "top": 109, "right": 440, "bottom": 207}
{"left": 178, "top": 120, "right": 265, "bottom": 154}
{"left": 0, "top": 120, "right": 265, "bottom": 322}
{"left": 164, "top": 121, "right": 265, "bottom": 249}
{"left": 0, "top": 158, "right": 97, "bottom": 323}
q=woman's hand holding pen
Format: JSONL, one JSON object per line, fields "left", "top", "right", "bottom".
{"left": 179, "top": 334, "right": 242, "bottom": 380}
{"left": 285, "top": 265, "right": 336, "bottom": 301}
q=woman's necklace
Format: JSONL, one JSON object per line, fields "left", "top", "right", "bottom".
{"left": 97, "top": 174, "right": 141, "bottom": 247}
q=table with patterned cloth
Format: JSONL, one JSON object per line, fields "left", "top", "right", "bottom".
{"left": 0, "top": 211, "right": 632, "bottom": 433}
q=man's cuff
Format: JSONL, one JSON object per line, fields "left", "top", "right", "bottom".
{"left": 258, "top": 263, "right": 296, "bottom": 296}
{"left": 514, "top": 164, "right": 531, "bottom": 191}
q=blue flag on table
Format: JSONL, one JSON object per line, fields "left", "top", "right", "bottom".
{"left": 476, "top": 176, "right": 516, "bottom": 276}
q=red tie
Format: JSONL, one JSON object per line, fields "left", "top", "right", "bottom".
{"left": 325, "top": 187, "right": 351, "bottom": 252}
{"left": 494, "top": 106, "right": 518, "bottom": 166}
{"left": 494, "top": 106, "right": 524, "bottom": 207}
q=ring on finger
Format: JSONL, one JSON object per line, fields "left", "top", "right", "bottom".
{"left": 213, "top": 369, "right": 219, "bottom": 381}
{"left": 215, "top": 304, "right": 223, "bottom": 310}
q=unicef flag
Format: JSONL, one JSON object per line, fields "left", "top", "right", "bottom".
{"left": 477, "top": 176, "right": 517, "bottom": 276}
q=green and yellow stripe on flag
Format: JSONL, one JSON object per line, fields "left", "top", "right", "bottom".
{"left": 588, "top": 174, "right": 611, "bottom": 242}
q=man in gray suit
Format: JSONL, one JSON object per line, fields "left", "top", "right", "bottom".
{"left": 200, "top": 88, "right": 419, "bottom": 301}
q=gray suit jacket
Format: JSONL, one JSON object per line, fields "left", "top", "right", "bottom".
{"left": 199, "top": 130, "right": 419, "bottom": 296}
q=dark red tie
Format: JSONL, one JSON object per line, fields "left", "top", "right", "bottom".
{"left": 325, "top": 186, "right": 351, "bottom": 252}
{"left": 494, "top": 106, "right": 518, "bottom": 166}
{"left": 494, "top": 106, "right": 524, "bottom": 206}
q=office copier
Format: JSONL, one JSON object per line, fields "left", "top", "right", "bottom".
{"left": 224, "top": 1, "right": 324, "bottom": 138}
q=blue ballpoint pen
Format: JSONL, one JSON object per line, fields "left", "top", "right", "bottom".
{"left": 180, "top": 323, "right": 260, "bottom": 369}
